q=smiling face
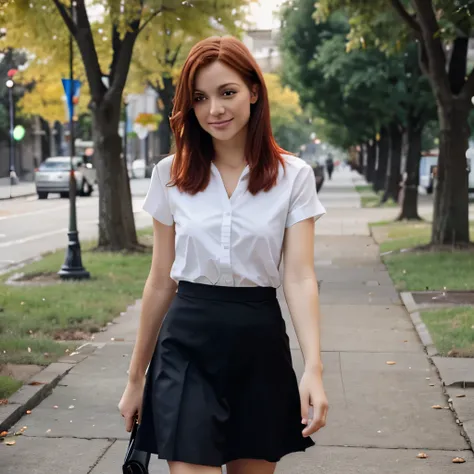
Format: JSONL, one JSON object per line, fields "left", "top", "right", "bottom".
{"left": 193, "top": 61, "right": 258, "bottom": 144}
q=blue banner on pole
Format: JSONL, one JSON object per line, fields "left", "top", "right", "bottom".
{"left": 61, "top": 79, "right": 81, "bottom": 120}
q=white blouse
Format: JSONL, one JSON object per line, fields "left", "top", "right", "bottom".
{"left": 142, "top": 154, "right": 326, "bottom": 288}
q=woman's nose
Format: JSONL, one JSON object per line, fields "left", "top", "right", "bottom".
{"left": 210, "top": 99, "right": 224, "bottom": 116}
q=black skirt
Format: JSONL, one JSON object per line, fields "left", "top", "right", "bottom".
{"left": 135, "top": 281, "right": 314, "bottom": 467}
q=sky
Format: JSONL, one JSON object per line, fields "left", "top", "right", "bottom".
{"left": 248, "top": 0, "right": 282, "bottom": 29}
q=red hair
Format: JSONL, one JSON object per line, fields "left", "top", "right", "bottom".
{"left": 169, "top": 36, "right": 287, "bottom": 195}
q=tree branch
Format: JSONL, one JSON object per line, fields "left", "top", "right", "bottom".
{"left": 138, "top": 7, "right": 166, "bottom": 34}
{"left": 448, "top": 37, "right": 468, "bottom": 95}
{"left": 51, "top": 0, "right": 77, "bottom": 36}
{"left": 390, "top": 0, "right": 421, "bottom": 36}
{"left": 105, "top": 28, "right": 139, "bottom": 103}
{"left": 410, "top": 0, "right": 451, "bottom": 106}
{"left": 73, "top": 0, "right": 106, "bottom": 102}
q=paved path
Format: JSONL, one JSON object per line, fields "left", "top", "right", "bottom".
{"left": 3, "top": 167, "right": 473, "bottom": 472}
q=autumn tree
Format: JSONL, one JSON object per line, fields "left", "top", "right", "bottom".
{"left": 0, "top": 0, "right": 248, "bottom": 251}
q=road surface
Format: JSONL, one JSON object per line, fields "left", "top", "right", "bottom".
{"left": 0, "top": 179, "right": 153, "bottom": 272}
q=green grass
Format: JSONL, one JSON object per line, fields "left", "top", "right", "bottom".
{"left": 420, "top": 307, "right": 474, "bottom": 357}
{"left": 355, "top": 185, "right": 373, "bottom": 194}
{"left": 0, "top": 376, "right": 22, "bottom": 399}
{"left": 372, "top": 220, "right": 474, "bottom": 290}
{"left": 0, "top": 228, "right": 154, "bottom": 397}
{"left": 360, "top": 194, "right": 398, "bottom": 208}
{"left": 384, "top": 251, "right": 474, "bottom": 291}
{"left": 355, "top": 185, "right": 399, "bottom": 208}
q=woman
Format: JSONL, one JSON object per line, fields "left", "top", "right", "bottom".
{"left": 118, "top": 36, "right": 328, "bottom": 474}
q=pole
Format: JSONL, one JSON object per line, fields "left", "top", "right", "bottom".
{"left": 58, "top": 3, "right": 89, "bottom": 280}
{"left": 8, "top": 86, "right": 18, "bottom": 186}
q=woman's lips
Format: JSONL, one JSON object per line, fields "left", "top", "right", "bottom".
{"left": 209, "top": 118, "right": 233, "bottom": 129}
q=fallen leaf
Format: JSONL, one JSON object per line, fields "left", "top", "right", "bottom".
{"left": 429, "top": 383, "right": 435, "bottom": 386}
{"left": 25, "top": 410, "right": 32, "bottom": 415}
{"left": 0, "top": 431, "right": 8, "bottom": 437}
{"left": 27, "top": 347, "right": 31, "bottom": 353}
{"left": 45, "top": 429, "right": 51, "bottom": 434}
{"left": 417, "top": 452, "right": 428, "bottom": 459}
{"left": 431, "top": 405, "right": 443, "bottom": 409}
{"left": 452, "top": 457, "right": 466, "bottom": 463}
{"left": 386, "top": 361, "right": 396, "bottom": 365}
{"left": 456, "top": 394, "right": 466, "bottom": 398}
{"left": 5, "top": 440, "right": 16, "bottom": 446}
{"left": 68, "top": 405, "right": 75, "bottom": 409}
{"left": 53, "top": 405, "right": 58, "bottom": 409}
{"left": 29, "top": 381, "right": 46, "bottom": 386}
{"left": 113, "top": 337, "right": 125, "bottom": 342}
{"left": 426, "top": 377, "right": 430, "bottom": 380}
{"left": 0, "top": 399, "right": 8, "bottom": 405}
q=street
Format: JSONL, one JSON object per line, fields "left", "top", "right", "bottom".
{"left": 0, "top": 179, "right": 153, "bottom": 273}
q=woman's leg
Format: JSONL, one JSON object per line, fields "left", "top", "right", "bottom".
{"left": 168, "top": 461, "right": 222, "bottom": 474}
{"left": 226, "top": 459, "right": 276, "bottom": 474}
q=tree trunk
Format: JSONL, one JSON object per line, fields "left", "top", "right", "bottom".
{"left": 156, "top": 76, "right": 175, "bottom": 156}
{"left": 365, "top": 139, "right": 376, "bottom": 183}
{"left": 382, "top": 123, "right": 403, "bottom": 202}
{"left": 92, "top": 99, "right": 138, "bottom": 250}
{"left": 398, "top": 116, "right": 423, "bottom": 220}
{"left": 374, "top": 128, "right": 389, "bottom": 192}
{"left": 431, "top": 98, "right": 471, "bottom": 246}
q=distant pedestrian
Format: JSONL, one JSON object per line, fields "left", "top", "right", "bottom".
{"left": 325, "top": 154, "right": 334, "bottom": 180}
{"left": 119, "top": 36, "right": 328, "bottom": 474}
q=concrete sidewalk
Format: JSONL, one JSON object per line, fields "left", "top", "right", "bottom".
{"left": 0, "top": 177, "right": 36, "bottom": 200}
{"left": 3, "top": 167, "right": 473, "bottom": 472}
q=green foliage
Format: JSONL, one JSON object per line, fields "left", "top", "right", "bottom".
{"left": 280, "top": 0, "right": 437, "bottom": 150}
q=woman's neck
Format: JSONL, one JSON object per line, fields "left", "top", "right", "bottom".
{"left": 212, "top": 127, "right": 247, "bottom": 169}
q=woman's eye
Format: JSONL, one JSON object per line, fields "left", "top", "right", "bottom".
{"left": 194, "top": 95, "right": 205, "bottom": 102}
{"left": 223, "top": 90, "right": 236, "bottom": 97}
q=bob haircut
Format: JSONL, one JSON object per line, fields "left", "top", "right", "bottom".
{"left": 169, "top": 35, "right": 287, "bottom": 195}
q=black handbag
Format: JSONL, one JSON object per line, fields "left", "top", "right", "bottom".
{"left": 122, "top": 420, "right": 151, "bottom": 474}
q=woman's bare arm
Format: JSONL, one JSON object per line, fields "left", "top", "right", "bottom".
{"left": 282, "top": 218, "right": 322, "bottom": 374}
{"left": 128, "top": 218, "right": 177, "bottom": 383}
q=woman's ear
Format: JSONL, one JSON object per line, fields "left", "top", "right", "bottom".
{"left": 250, "top": 84, "right": 259, "bottom": 104}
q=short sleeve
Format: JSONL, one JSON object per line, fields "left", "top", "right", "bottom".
{"left": 142, "top": 163, "right": 174, "bottom": 226}
{"left": 285, "top": 165, "right": 326, "bottom": 228}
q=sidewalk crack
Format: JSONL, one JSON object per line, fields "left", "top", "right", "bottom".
{"left": 87, "top": 439, "right": 116, "bottom": 474}
{"left": 338, "top": 351, "right": 348, "bottom": 409}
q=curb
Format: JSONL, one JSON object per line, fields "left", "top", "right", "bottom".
{"left": 0, "top": 192, "right": 36, "bottom": 201}
{"left": 400, "top": 292, "right": 439, "bottom": 357}
{"left": 399, "top": 292, "right": 474, "bottom": 452}
{"left": 0, "top": 342, "right": 98, "bottom": 433}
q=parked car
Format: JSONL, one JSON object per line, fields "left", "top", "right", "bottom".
{"left": 35, "top": 156, "right": 97, "bottom": 199}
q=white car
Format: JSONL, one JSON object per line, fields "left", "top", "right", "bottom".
{"left": 35, "top": 156, "right": 97, "bottom": 199}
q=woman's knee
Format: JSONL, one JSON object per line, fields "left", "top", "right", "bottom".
{"left": 226, "top": 459, "right": 276, "bottom": 474}
{"left": 168, "top": 461, "right": 222, "bottom": 474}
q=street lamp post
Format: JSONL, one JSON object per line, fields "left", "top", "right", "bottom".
{"left": 6, "top": 78, "right": 18, "bottom": 186}
{"left": 58, "top": 3, "right": 89, "bottom": 281}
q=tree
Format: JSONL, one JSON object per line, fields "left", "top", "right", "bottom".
{"left": 316, "top": 0, "right": 474, "bottom": 245}
{"left": 1, "top": 0, "right": 248, "bottom": 251}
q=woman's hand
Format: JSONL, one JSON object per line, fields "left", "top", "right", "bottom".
{"left": 299, "top": 369, "right": 328, "bottom": 437}
{"left": 118, "top": 377, "right": 146, "bottom": 432}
